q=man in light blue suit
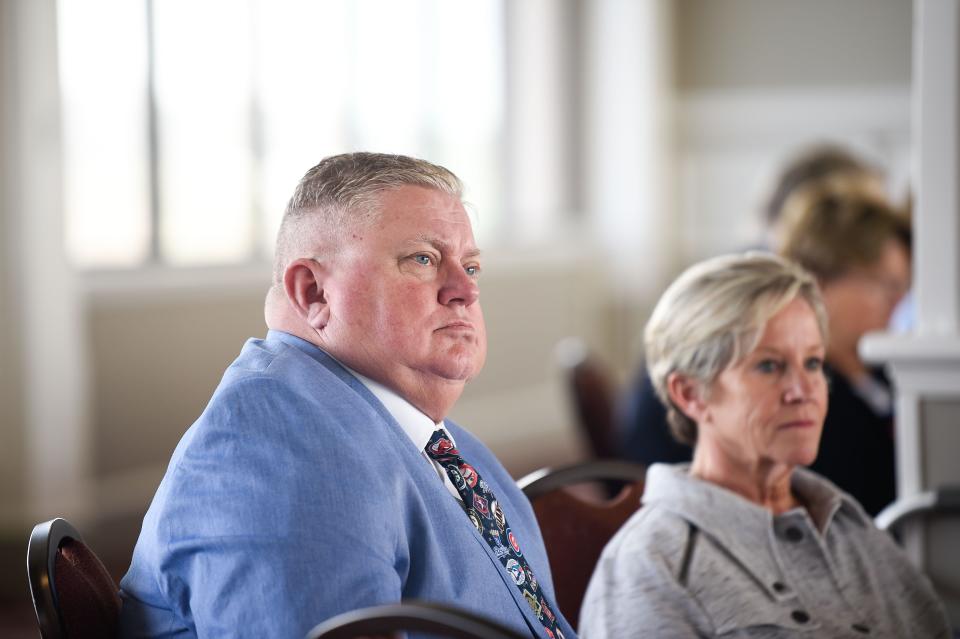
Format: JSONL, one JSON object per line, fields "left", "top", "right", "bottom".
{"left": 118, "top": 152, "right": 575, "bottom": 639}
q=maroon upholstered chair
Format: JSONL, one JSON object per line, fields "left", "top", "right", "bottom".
{"left": 305, "top": 600, "right": 529, "bottom": 639}
{"left": 518, "top": 461, "right": 646, "bottom": 630}
{"left": 27, "top": 517, "right": 121, "bottom": 639}
{"left": 554, "top": 337, "right": 619, "bottom": 460}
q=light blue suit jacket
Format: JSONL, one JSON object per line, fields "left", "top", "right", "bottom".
{"left": 118, "top": 330, "right": 575, "bottom": 639}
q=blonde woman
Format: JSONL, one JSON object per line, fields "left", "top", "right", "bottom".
{"left": 580, "top": 253, "right": 948, "bottom": 638}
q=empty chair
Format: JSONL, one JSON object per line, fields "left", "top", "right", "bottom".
{"left": 555, "top": 337, "right": 619, "bottom": 460}
{"left": 27, "top": 517, "right": 121, "bottom": 639}
{"left": 875, "top": 486, "right": 960, "bottom": 633}
{"left": 305, "top": 600, "right": 529, "bottom": 639}
{"left": 517, "top": 460, "right": 646, "bottom": 629}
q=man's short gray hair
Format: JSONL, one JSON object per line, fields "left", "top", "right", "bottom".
{"left": 644, "top": 252, "right": 828, "bottom": 446}
{"left": 272, "top": 152, "right": 464, "bottom": 288}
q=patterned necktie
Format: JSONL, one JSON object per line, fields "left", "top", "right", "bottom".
{"left": 425, "top": 429, "right": 565, "bottom": 639}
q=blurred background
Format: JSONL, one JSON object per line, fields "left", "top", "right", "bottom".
{"left": 1, "top": 0, "right": 939, "bottom": 634}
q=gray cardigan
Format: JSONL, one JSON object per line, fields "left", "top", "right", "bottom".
{"left": 580, "top": 464, "right": 950, "bottom": 638}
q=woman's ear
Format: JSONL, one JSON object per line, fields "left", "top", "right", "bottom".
{"left": 283, "top": 258, "right": 330, "bottom": 330}
{"left": 666, "top": 372, "right": 709, "bottom": 425}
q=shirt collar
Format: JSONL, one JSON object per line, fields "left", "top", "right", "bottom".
{"left": 644, "top": 464, "right": 868, "bottom": 532}
{"left": 347, "top": 368, "right": 451, "bottom": 451}
{"left": 264, "top": 330, "right": 451, "bottom": 451}
{"left": 267, "top": 329, "right": 325, "bottom": 359}
{"left": 789, "top": 465, "right": 870, "bottom": 531}
{"left": 644, "top": 463, "right": 869, "bottom": 597}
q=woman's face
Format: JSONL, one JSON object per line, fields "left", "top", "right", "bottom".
{"left": 820, "top": 238, "right": 910, "bottom": 353}
{"left": 697, "top": 297, "right": 829, "bottom": 471}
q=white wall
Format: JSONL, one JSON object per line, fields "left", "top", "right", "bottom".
{"left": 672, "top": 0, "right": 912, "bottom": 267}
{"left": 0, "top": 0, "right": 93, "bottom": 534}
{"left": 675, "top": 0, "right": 911, "bottom": 90}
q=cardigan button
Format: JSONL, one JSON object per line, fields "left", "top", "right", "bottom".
{"left": 783, "top": 526, "right": 804, "bottom": 542}
{"left": 852, "top": 623, "right": 871, "bottom": 634}
{"left": 791, "top": 610, "right": 810, "bottom": 624}
{"left": 772, "top": 581, "right": 787, "bottom": 593}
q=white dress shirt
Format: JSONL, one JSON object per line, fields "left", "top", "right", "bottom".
{"left": 349, "top": 368, "right": 463, "bottom": 502}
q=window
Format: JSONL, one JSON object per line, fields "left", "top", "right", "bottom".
{"left": 59, "top": 0, "right": 505, "bottom": 268}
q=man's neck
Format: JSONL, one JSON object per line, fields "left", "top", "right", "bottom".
{"left": 367, "top": 370, "right": 462, "bottom": 423}
{"left": 264, "top": 299, "right": 319, "bottom": 345}
{"left": 317, "top": 343, "right": 462, "bottom": 422}
{"left": 265, "top": 308, "right": 463, "bottom": 421}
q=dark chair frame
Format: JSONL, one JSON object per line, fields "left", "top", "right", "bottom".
{"left": 875, "top": 485, "right": 960, "bottom": 533}
{"left": 28, "top": 516, "right": 121, "bottom": 639}
{"left": 517, "top": 460, "right": 646, "bottom": 630}
{"left": 305, "top": 600, "right": 529, "bottom": 639}
{"left": 874, "top": 486, "right": 960, "bottom": 622}
{"left": 517, "top": 460, "right": 648, "bottom": 500}
{"left": 27, "top": 517, "right": 83, "bottom": 639}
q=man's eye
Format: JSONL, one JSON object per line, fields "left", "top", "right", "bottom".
{"left": 465, "top": 264, "right": 481, "bottom": 277}
{"left": 413, "top": 254, "right": 433, "bottom": 266}
{"left": 805, "top": 357, "right": 824, "bottom": 372}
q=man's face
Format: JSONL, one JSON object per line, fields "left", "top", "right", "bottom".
{"left": 319, "top": 185, "right": 487, "bottom": 404}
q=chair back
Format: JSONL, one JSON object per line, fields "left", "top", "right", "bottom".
{"left": 518, "top": 460, "right": 646, "bottom": 630}
{"left": 305, "top": 600, "right": 529, "bottom": 639}
{"left": 555, "top": 337, "right": 618, "bottom": 460}
{"left": 875, "top": 487, "right": 960, "bottom": 634}
{"left": 875, "top": 485, "right": 960, "bottom": 534}
{"left": 27, "top": 517, "right": 121, "bottom": 639}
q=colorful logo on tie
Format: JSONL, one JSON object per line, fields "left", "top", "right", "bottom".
{"left": 489, "top": 530, "right": 511, "bottom": 559}
{"left": 523, "top": 589, "right": 542, "bottom": 619}
{"left": 545, "top": 629, "right": 555, "bottom": 639}
{"left": 524, "top": 566, "right": 538, "bottom": 590}
{"left": 507, "top": 529, "right": 521, "bottom": 555}
{"left": 473, "top": 493, "right": 490, "bottom": 518}
{"left": 506, "top": 558, "right": 526, "bottom": 586}
{"left": 491, "top": 500, "right": 506, "bottom": 530}
{"left": 459, "top": 463, "right": 478, "bottom": 488}
{"left": 466, "top": 509, "right": 483, "bottom": 534}
{"left": 541, "top": 597, "right": 555, "bottom": 622}
{"left": 446, "top": 464, "right": 466, "bottom": 491}
{"left": 429, "top": 436, "right": 457, "bottom": 456}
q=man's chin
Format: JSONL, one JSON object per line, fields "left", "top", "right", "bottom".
{"left": 436, "top": 366, "right": 480, "bottom": 384}
{"left": 431, "top": 355, "right": 485, "bottom": 383}
{"left": 429, "top": 342, "right": 484, "bottom": 377}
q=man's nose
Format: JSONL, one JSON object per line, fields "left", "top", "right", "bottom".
{"left": 438, "top": 264, "right": 479, "bottom": 306}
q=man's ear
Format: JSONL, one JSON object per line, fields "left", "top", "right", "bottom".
{"left": 283, "top": 258, "right": 330, "bottom": 330}
{"left": 666, "top": 372, "right": 709, "bottom": 425}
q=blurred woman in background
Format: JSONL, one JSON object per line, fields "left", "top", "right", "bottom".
{"left": 776, "top": 176, "right": 910, "bottom": 515}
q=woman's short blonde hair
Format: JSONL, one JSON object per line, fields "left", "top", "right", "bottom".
{"left": 644, "top": 252, "right": 828, "bottom": 445}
